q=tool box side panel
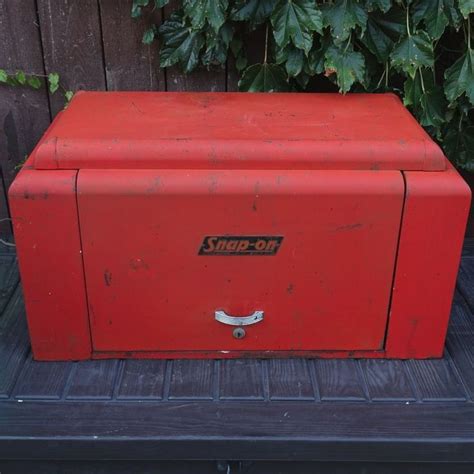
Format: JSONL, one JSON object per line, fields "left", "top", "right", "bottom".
{"left": 8, "top": 165, "right": 91, "bottom": 360}
{"left": 385, "top": 164, "right": 471, "bottom": 358}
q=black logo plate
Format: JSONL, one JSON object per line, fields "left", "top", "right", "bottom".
{"left": 199, "top": 236, "right": 283, "bottom": 256}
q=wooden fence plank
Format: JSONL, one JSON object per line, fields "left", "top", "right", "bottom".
{"left": 37, "top": 0, "right": 107, "bottom": 116}
{"left": 167, "top": 65, "right": 227, "bottom": 92}
{"left": 0, "top": 0, "right": 51, "bottom": 189}
{"left": 164, "top": 1, "right": 226, "bottom": 92}
{"left": 226, "top": 56, "right": 240, "bottom": 92}
{"left": 98, "top": 0, "right": 165, "bottom": 91}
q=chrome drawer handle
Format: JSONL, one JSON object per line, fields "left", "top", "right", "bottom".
{"left": 215, "top": 310, "right": 264, "bottom": 326}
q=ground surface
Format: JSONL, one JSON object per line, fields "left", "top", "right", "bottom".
{"left": 0, "top": 243, "right": 473, "bottom": 469}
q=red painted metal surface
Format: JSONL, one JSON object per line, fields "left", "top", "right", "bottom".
{"left": 9, "top": 92, "right": 470, "bottom": 360}
{"left": 385, "top": 162, "right": 471, "bottom": 358}
{"left": 34, "top": 92, "right": 445, "bottom": 172}
{"left": 8, "top": 160, "right": 92, "bottom": 361}
{"left": 78, "top": 169, "right": 403, "bottom": 353}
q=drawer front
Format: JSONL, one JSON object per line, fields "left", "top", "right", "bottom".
{"left": 78, "top": 169, "right": 404, "bottom": 353}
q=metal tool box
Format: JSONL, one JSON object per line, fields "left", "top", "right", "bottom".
{"left": 9, "top": 92, "right": 471, "bottom": 360}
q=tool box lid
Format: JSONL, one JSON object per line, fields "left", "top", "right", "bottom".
{"left": 33, "top": 91, "right": 446, "bottom": 171}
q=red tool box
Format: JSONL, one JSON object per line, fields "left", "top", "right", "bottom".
{"left": 9, "top": 92, "right": 471, "bottom": 361}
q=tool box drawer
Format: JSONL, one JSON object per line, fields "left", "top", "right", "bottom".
{"left": 9, "top": 92, "right": 471, "bottom": 360}
{"left": 78, "top": 169, "right": 403, "bottom": 353}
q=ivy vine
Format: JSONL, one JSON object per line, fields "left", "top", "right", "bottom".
{"left": 135, "top": 0, "right": 474, "bottom": 170}
{"left": 0, "top": 70, "right": 73, "bottom": 102}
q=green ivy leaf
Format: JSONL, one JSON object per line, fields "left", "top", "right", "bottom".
{"left": 5, "top": 76, "right": 16, "bottom": 86}
{"left": 230, "top": 36, "right": 248, "bottom": 70}
{"left": 459, "top": 0, "right": 474, "bottom": 18}
{"left": 275, "top": 45, "right": 289, "bottom": 64}
{"left": 0, "top": 69, "right": 8, "bottom": 83}
{"left": 142, "top": 26, "right": 158, "bottom": 44}
{"left": 132, "top": 0, "right": 148, "bottom": 18}
{"left": 236, "top": 55, "right": 248, "bottom": 70}
{"left": 443, "top": 125, "right": 474, "bottom": 169}
{"left": 412, "top": 0, "right": 455, "bottom": 39}
{"left": 202, "top": 23, "right": 233, "bottom": 66}
{"left": 48, "top": 73, "right": 60, "bottom": 94}
{"left": 444, "top": 49, "right": 474, "bottom": 105}
{"left": 132, "top": 0, "right": 168, "bottom": 18}
{"left": 231, "top": 0, "right": 277, "bottom": 30}
{"left": 15, "top": 71, "right": 26, "bottom": 85}
{"left": 390, "top": 31, "right": 434, "bottom": 78}
{"left": 362, "top": 7, "right": 406, "bottom": 62}
{"left": 285, "top": 47, "right": 305, "bottom": 76}
{"left": 305, "top": 46, "right": 324, "bottom": 75}
{"left": 183, "top": 0, "right": 228, "bottom": 33}
{"left": 306, "top": 35, "right": 331, "bottom": 75}
{"left": 322, "top": 0, "right": 368, "bottom": 44}
{"left": 27, "top": 76, "right": 42, "bottom": 89}
{"left": 404, "top": 69, "right": 447, "bottom": 128}
{"left": 294, "top": 71, "right": 311, "bottom": 88}
{"left": 159, "top": 12, "right": 205, "bottom": 73}
{"left": 441, "top": 1, "right": 462, "bottom": 30}
{"left": 324, "top": 44, "right": 366, "bottom": 93}
{"left": 271, "top": 0, "right": 323, "bottom": 53}
{"left": 403, "top": 69, "right": 425, "bottom": 107}
{"left": 359, "top": 47, "right": 384, "bottom": 90}
{"left": 366, "top": 0, "right": 392, "bottom": 12}
{"left": 419, "top": 86, "right": 447, "bottom": 127}
{"left": 238, "top": 63, "right": 289, "bottom": 92}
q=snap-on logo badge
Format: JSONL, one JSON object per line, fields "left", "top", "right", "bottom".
{"left": 199, "top": 236, "right": 283, "bottom": 256}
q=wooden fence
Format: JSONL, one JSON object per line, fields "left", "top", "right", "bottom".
{"left": 0, "top": 0, "right": 256, "bottom": 240}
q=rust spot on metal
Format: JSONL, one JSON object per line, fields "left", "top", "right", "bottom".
{"left": 23, "top": 190, "right": 48, "bottom": 200}
{"left": 129, "top": 258, "right": 149, "bottom": 271}
{"left": 208, "top": 176, "right": 218, "bottom": 194}
{"left": 199, "top": 95, "right": 215, "bottom": 108}
{"left": 208, "top": 148, "right": 218, "bottom": 165}
{"left": 145, "top": 177, "right": 161, "bottom": 193}
{"left": 130, "top": 101, "right": 144, "bottom": 115}
{"left": 334, "top": 223, "right": 363, "bottom": 232}
{"left": 104, "top": 270, "right": 112, "bottom": 287}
